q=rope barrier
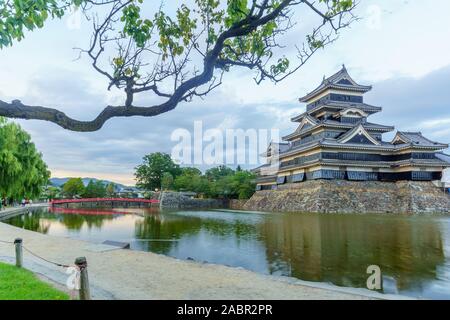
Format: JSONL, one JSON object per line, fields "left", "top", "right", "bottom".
{"left": 22, "top": 245, "right": 71, "bottom": 268}
{"left": 1, "top": 238, "right": 89, "bottom": 299}
{"left": 0, "top": 239, "right": 71, "bottom": 268}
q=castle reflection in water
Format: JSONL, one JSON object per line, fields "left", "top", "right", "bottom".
{"left": 259, "top": 213, "right": 446, "bottom": 294}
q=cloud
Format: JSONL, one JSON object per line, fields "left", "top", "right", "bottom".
{"left": 365, "top": 65, "right": 450, "bottom": 146}
{"left": 3, "top": 0, "right": 450, "bottom": 184}
{"left": 13, "top": 62, "right": 450, "bottom": 185}
{"left": 14, "top": 67, "right": 300, "bottom": 184}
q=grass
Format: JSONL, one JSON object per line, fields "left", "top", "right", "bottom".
{"left": 0, "top": 262, "right": 69, "bottom": 300}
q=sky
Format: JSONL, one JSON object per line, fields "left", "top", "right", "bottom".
{"left": 1, "top": 0, "right": 450, "bottom": 185}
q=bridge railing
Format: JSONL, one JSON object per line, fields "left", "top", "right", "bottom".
{"left": 50, "top": 198, "right": 159, "bottom": 206}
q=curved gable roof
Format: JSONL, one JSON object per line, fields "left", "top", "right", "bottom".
{"left": 299, "top": 65, "right": 372, "bottom": 102}
{"left": 392, "top": 131, "right": 448, "bottom": 148}
{"left": 338, "top": 107, "right": 369, "bottom": 118}
{"left": 295, "top": 114, "right": 318, "bottom": 130}
{"left": 337, "top": 123, "right": 381, "bottom": 145}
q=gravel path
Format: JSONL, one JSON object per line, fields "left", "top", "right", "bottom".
{"left": 0, "top": 209, "right": 409, "bottom": 300}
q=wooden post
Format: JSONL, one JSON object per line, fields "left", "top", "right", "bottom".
{"left": 75, "top": 257, "right": 91, "bottom": 300}
{"left": 14, "top": 238, "right": 23, "bottom": 268}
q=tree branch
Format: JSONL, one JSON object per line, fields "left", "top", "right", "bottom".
{"left": 0, "top": 0, "right": 357, "bottom": 131}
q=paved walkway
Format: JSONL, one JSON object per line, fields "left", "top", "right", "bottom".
{"left": 0, "top": 207, "right": 410, "bottom": 300}
{"left": 0, "top": 203, "right": 49, "bottom": 219}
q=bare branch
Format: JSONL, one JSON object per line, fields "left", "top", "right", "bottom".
{"left": 0, "top": 0, "right": 358, "bottom": 131}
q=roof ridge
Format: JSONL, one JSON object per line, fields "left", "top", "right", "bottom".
{"left": 363, "top": 121, "right": 395, "bottom": 127}
{"left": 337, "top": 123, "right": 381, "bottom": 145}
{"left": 399, "top": 131, "right": 422, "bottom": 134}
{"left": 299, "top": 66, "right": 372, "bottom": 102}
{"left": 395, "top": 131, "right": 448, "bottom": 147}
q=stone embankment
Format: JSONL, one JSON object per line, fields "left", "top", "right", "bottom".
{"left": 0, "top": 203, "right": 48, "bottom": 220}
{"left": 228, "top": 199, "right": 248, "bottom": 210}
{"left": 243, "top": 180, "right": 450, "bottom": 214}
{"left": 160, "top": 192, "right": 226, "bottom": 209}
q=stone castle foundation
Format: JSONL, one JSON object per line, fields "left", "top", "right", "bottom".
{"left": 243, "top": 180, "right": 450, "bottom": 214}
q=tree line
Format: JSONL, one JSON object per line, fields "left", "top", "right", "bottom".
{"left": 1, "top": 117, "right": 257, "bottom": 203}
{"left": 57, "top": 179, "right": 116, "bottom": 199}
{"left": 135, "top": 152, "right": 256, "bottom": 199}
{"left": 0, "top": 117, "right": 49, "bottom": 205}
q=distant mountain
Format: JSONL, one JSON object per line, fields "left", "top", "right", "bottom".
{"left": 49, "top": 177, "right": 129, "bottom": 191}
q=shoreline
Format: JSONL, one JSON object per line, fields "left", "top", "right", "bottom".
{"left": 0, "top": 207, "right": 414, "bottom": 300}
{"left": 0, "top": 203, "right": 49, "bottom": 220}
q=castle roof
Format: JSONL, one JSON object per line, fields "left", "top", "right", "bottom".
{"left": 276, "top": 157, "right": 450, "bottom": 172}
{"left": 336, "top": 123, "right": 381, "bottom": 145}
{"left": 392, "top": 131, "right": 448, "bottom": 148}
{"left": 325, "top": 120, "right": 394, "bottom": 131}
{"left": 291, "top": 102, "right": 382, "bottom": 122}
{"left": 278, "top": 138, "right": 447, "bottom": 159}
{"left": 259, "top": 141, "right": 290, "bottom": 157}
{"left": 436, "top": 153, "right": 450, "bottom": 164}
{"left": 299, "top": 65, "right": 372, "bottom": 102}
{"left": 255, "top": 66, "right": 449, "bottom": 183}
{"left": 283, "top": 121, "right": 394, "bottom": 141}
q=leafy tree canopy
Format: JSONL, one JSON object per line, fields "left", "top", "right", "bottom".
{"left": 174, "top": 164, "right": 255, "bottom": 199}
{"left": 161, "top": 172, "right": 174, "bottom": 190}
{"left": 83, "top": 179, "right": 107, "bottom": 197}
{"left": 62, "top": 177, "right": 85, "bottom": 197}
{"left": 45, "top": 186, "right": 61, "bottom": 200}
{"left": 106, "top": 182, "right": 116, "bottom": 197}
{"left": 205, "top": 165, "right": 235, "bottom": 181}
{"left": 134, "top": 152, "right": 255, "bottom": 198}
{"left": 135, "top": 152, "right": 181, "bottom": 190}
{"left": 0, "top": 117, "right": 50, "bottom": 200}
{"left": 228, "top": 170, "right": 255, "bottom": 199}
{"left": 0, "top": 0, "right": 356, "bottom": 131}
{"left": 173, "top": 166, "right": 209, "bottom": 194}
{"left": 180, "top": 167, "right": 202, "bottom": 177}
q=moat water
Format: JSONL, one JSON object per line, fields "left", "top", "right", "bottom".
{"left": 2, "top": 207, "right": 450, "bottom": 299}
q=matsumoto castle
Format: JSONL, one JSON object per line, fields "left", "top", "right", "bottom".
{"left": 254, "top": 65, "right": 449, "bottom": 190}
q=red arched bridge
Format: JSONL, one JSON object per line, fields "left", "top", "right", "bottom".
{"left": 50, "top": 198, "right": 159, "bottom": 208}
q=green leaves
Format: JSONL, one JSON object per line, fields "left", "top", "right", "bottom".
{"left": 121, "top": 3, "right": 153, "bottom": 48}
{"left": 82, "top": 179, "right": 106, "bottom": 198}
{"left": 134, "top": 153, "right": 255, "bottom": 199}
{"left": 225, "top": 0, "right": 248, "bottom": 27}
{"left": 270, "top": 57, "right": 289, "bottom": 76}
{"left": 153, "top": 5, "right": 197, "bottom": 60}
{"left": 0, "top": 0, "right": 77, "bottom": 48}
{"left": 307, "top": 34, "right": 325, "bottom": 49}
{"left": 321, "top": 0, "right": 354, "bottom": 15}
{"left": 62, "top": 178, "right": 85, "bottom": 197}
{"left": 73, "top": 0, "right": 84, "bottom": 6}
{"left": 161, "top": 172, "right": 174, "bottom": 190}
{"left": 0, "top": 118, "right": 49, "bottom": 200}
{"left": 173, "top": 165, "right": 255, "bottom": 199}
{"left": 0, "top": 0, "right": 357, "bottom": 131}
{"left": 121, "top": 2, "right": 198, "bottom": 61}
{"left": 135, "top": 152, "right": 181, "bottom": 190}
{"left": 113, "top": 57, "right": 125, "bottom": 68}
